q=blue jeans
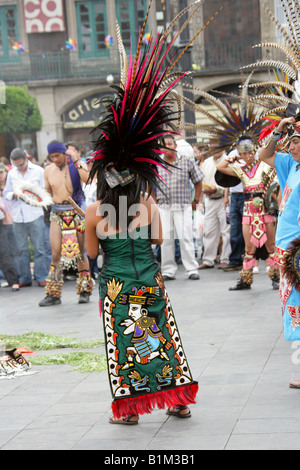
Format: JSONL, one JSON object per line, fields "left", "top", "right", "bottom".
{"left": 229, "top": 193, "right": 246, "bottom": 266}
{"left": 13, "top": 216, "right": 48, "bottom": 283}
{"left": 0, "top": 221, "right": 19, "bottom": 285}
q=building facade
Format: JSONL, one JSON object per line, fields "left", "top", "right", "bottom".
{"left": 0, "top": 0, "right": 278, "bottom": 160}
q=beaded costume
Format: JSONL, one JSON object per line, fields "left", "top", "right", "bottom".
{"left": 224, "top": 145, "right": 279, "bottom": 289}
{"left": 40, "top": 143, "right": 94, "bottom": 306}
{"left": 231, "top": 161, "right": 277, "bottom": 251}
{"left": 176, "top": 72, "right": 281, "bottom": 289}
{"left": 50, "top": 202, "right": 82, "bottom": 270}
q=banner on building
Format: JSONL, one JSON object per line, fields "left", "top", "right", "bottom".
{"left": 24, "top": 0, "right": 66, "bottom": 33}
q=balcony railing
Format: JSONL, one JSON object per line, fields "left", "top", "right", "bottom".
{"left": 191, "top": 39, "right": 263, "bottom": 73}
{"left": 0, "top": 40, "right": 265, "bottom": 83}
{"left": 0, "top": 51, "right": 121, "bottom": 83}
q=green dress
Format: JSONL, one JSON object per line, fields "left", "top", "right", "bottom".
{"left": 98, "top": 224, "right": 198, "bottom": 418}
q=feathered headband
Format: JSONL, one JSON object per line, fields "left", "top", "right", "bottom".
{"left": 89, "top": 0, "right": 222, "bottom": 193}
{"left": 13, "top": 180, "right": 53, "bottom": 208}
{"left": 287, "top": 122, "right": 300, "bottom": 139}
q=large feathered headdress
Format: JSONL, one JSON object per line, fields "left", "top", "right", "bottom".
{"left": 89, "top": 0, "right": 222, "bottom": 194}
{"left": 178, "top": 72, "right": 280, "bottom": 156}
{"left": 239, "top": 0, "right": 300, "bottom": 145}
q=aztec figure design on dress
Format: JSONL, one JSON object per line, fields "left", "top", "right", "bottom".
{"left": 119, "top": 297, "right": 171, "bottom": 369}
{"left": 102, "top": 271, "right": 196, "bottom": 418}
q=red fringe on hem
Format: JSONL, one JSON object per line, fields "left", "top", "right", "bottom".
{"left": 111, "top": 382, "right": 199, "bottom": 419}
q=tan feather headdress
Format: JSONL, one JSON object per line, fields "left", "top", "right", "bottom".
{"left": 239, "top": 0, "right": 300, "bottom": 143}
{"left": 178, "top": 72, "right": 281, "bottom": 156}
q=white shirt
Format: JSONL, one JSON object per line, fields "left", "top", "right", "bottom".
{"left": 83, "top": 180, "right": 97, "bottom": 207}
{"left": 3, "top": 161, "right": 45, "bottom": 223}
{"left": 202, "top": 153, "right": 226, "bottom": 198}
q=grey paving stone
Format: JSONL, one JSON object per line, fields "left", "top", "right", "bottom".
{"left": 0, "top": 263, "right": 298, "bottom": 450}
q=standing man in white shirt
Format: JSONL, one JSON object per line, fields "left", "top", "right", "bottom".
{"left": 155, "top": 134, "right": 203, "bottom": 281}
{"left": 199, "top": 150, "right": 231, "bottom": 269}
{"left": 4, "top": 148, "right": 48, "bottom": 287}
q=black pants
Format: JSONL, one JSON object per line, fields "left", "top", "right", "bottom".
{"left": 0, "top": 221, "right": 19, "bottom": 286}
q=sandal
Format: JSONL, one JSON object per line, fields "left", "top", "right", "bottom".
{"left": 109, "top": 414, "right": 139, "bottom": 425}
{"left": 166, "top": 405, "right": 191, "bottom": 419}
{"left": 290, "top": 380, "right": 300, "bottom": 389}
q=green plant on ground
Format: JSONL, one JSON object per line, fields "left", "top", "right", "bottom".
{"left": 0, "top": 331, "right": 107, "bottom": 373}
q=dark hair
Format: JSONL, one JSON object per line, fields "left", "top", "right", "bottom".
{"left": 162, "top": 134, "right": 176, "bottom": 146}
{"left": 94, "top": 169, "right": 140, "bottom": 230}
{"left": 65, "top": 141, "right": 80, "bottom": 151}
{"left": 194, "top": 142, "right": 208, "bottom": 151}
{"left": 10, "top": 148, "right": 27, "bottom": 161}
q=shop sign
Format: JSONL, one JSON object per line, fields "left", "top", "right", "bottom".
{"left": 24, "top": 0, "right": 65, "bottom": 33}
{"left": 63, "top": 93, "right": 112, "bottom": 129}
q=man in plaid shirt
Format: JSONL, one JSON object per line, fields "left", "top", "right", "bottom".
{"left": 155, "top": 135, "right": 203, "bottom": 280}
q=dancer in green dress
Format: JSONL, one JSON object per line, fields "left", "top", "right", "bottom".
{"left": 84, "top": 0, "right": 223, "bottom": 424}
{"left": 86, "top": 193, "right": 198, "bottom": 423}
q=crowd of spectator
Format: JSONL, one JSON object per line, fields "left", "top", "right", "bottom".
{"left": 0, "top": 137, "right": 258, "bottom": 292}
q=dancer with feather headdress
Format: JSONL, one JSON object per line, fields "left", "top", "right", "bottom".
{"left": 249, "top": 1, "right": 300, "bottom": 387}
{"left": 178, "top": 70, "right": 281, "bottom": 291}
{"left": 216, "top": 134, "right": 280, "bottom": 291}
{"left": 38, "top": 142, "right": 94, "bottom": 307}
{"left": 84, "top": 0, "right": 223, "bottom": 424}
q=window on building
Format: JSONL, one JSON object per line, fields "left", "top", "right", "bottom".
{"left": 116, "top": 0, "right": 147, "bottom": 51}
{"left": 0, "top": 6, "right": 19, "bottom": 62}
{"left": 76, "top": 1, "right": 108, "bottom": 58}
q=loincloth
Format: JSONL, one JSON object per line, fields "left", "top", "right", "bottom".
{"left": 242, "top": 197, "right": 276, "bottom": 248}
{"left": 50, "top": 202, "right": 83, "bottom": 269}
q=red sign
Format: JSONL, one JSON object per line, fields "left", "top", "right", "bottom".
{"left": 24, "top": 0, "right": 65, "bottom": 33}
